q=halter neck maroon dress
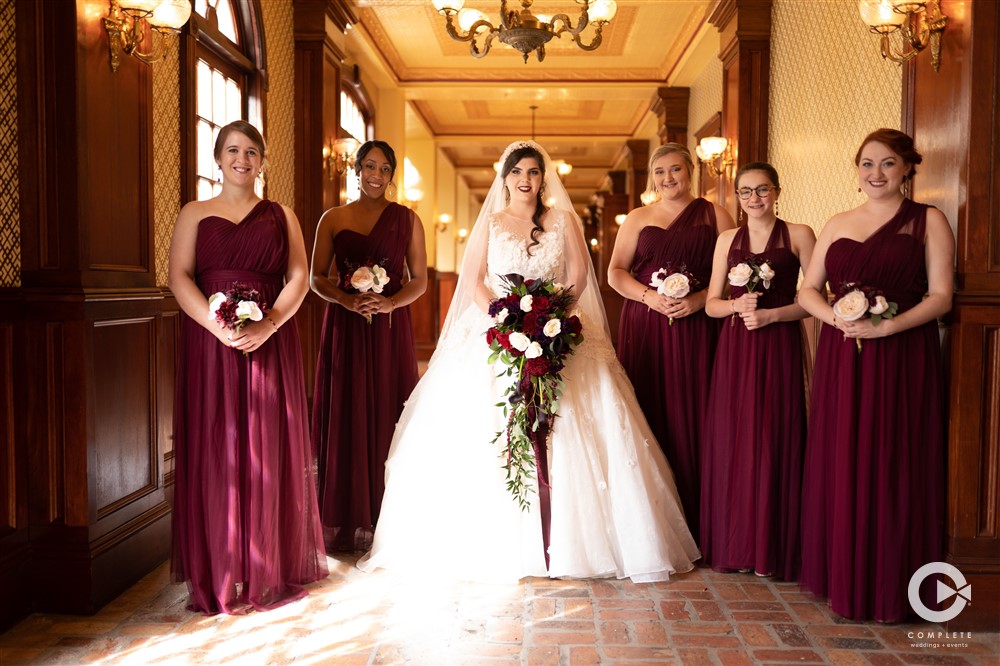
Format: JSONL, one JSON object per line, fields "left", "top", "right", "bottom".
{"left": 700, "top": 219, "right": 806, "bottom": 580}
{"left": 800, "top": 199, "right": 945, "bottom": 622}
{"left": 312, "top": 202, "right": 419, "bottom": 552}
{"left": 617, "top": 197, "right": 721, "bottom": 543}
{"left": 172, "top": 200, "right": 328, "bottom": 615}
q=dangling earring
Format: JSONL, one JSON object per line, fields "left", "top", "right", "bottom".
{"left": 857, "top": 186, "right": 862, "bottom": 193}
{"left": 216, "top": 164, "right": 223, "bottom": 184}
{"left": 386, "top": 182, "right": 397, "bottom": 200}
{"left": 774, "top": 199, "right": 780, "bottom": 218}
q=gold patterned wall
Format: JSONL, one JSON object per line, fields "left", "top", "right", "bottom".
{"left": 152, "top": 48, "right": 181, "bottom": 287}
{"left": 260, "top": 0, "right": 296, "bottom": 210}
{"left": 688, "top": 56, "right": 723, "bottom": 198}
{"left": 0, "top": 0, "right": 19, "bottom": 288}
{"left": 152, "top": 1, "right": 298, "bottom": 286}
{"left": 769, "top": 0, "right": 902, "bottom": 235}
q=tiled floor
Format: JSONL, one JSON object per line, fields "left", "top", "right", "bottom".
{"left": 1, "top": 555, "right": 996, "bottom": 665}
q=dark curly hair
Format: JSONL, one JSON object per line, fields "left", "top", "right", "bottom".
{"left": 501, "top": 145, "right": 548, "bottom": 255}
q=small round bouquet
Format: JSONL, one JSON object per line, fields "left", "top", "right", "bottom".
{"left": 208, "top": 282, "right": 270, "bottom": 355}
{"left": 832, "top": 282, "right": 898, "bottom": 352}
{"left": 727, "top": 257, "right": 775, "bottom": 326}
{"left": 649, "top": 263, "right": 697, "bottom": 325}
{"left": 342, "top": 262, "right": 390, "bottom": 323}
{"left": 485, "top": 274, "right": 583, "bottom": 510}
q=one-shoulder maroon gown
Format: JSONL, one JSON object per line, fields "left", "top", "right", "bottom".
{"left": 172, "top": 200, "right": 328, "bottom": 615}
{"left": 800, "top": 199, "right": 945, "bottom": 622}
{"left": 312, "top": 202, "right": 419, "bottom": 552}
{"left": 617, "top": 198, "right": 721, "bottom": 543}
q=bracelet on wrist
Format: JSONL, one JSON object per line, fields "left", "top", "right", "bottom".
{"left": 265, "top": 315, "right": 278, "bottom": 331}
{"left": 640, "top": 287, "right": 650, "bottom": 305}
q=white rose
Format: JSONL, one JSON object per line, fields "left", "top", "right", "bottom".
{"left": 832, "top": 290, "right": 869, "bottom": 322}
{"left": 758, "top": 262, "right": 775, "bottom": 289}
{"left": 543, "top": 318, "right": 561, "bottom": 337}
{"left": 236, "top": 300, "right": 264, "bottom": 322}
{"left": 728, "top": 263, "right": 753, "bottom": 287}
{"left": 520, "top": 295, "right": 533, "bottom": 312}
{"left": 370, "top": 265, "right": 389, "bottom": 294}
{"left": 649, "top": 269, "right": 667, "bottom": 288}
{"left": 496, "top": 308, "right": 509, "bottom": 323}
{"left": 658, "top": 272, "right": 691, "bottom": 299}
{"left": 509, "top": 332, "right": 530, "bottom": 352}
{"left": 350, "top": 266, "right": 375, "bottom": 292}
{"left": 525, "top": 341, "right": 543, "bottom": 359}
{"left": 869, "top": 294, "right": 889, "bottom": 315}
{"left": 207, "top": 292, "right": 226, "bottom": 318}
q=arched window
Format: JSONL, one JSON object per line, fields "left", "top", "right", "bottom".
{"left": 341, "top": 74, "right": 373, "bottom": 203}
{"left": 182, "top": 0, "right": 265, "bottom": 202}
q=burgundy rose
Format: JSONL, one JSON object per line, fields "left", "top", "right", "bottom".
{"left": 566, "top": 315, "right": 582, "bottom": 335}
{"left": 497, "top": 332, "right": 512, "bottom": 351}
{"left": 522, "top": 312, "right": 541, "bottom": 336}
{"left": 533, "top": 296, "right": 551, "bottom": 312}
{"left": 524, "top": 356, "right": 552, "bottom": 378}
{"left": 486, "top": 327, "right": 499, "bottom": 345}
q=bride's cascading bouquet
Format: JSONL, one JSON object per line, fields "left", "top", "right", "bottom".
{"left": 485, "top": 274, "right": 583, "bottom": 567}
{"left": 208, "top": 282, "right": 270, "bottom": 356}
{"left": 727, "top": 256, "right": 775, "bottom": 327}
{"left": 486, "top": 274, "right": 584, "bottom": 506}
{"left": 832, "top": 282, "right": 898, "bottom": 352}
{"left": 341, "top": 260, "right": 390, "bottom": 323}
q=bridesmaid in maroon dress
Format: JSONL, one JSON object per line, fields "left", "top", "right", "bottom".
{"left": 609, "top": 143, "right": 735, "bottom": 542}
{"left": 700, "top": 163, "right": 815, "bottom": 580}
{"left": 310, "top": 140, "right": 427, "bottom": 552}
{"left": 168, "top": 121, "right": 328, "bottom": 614}
{"left": 798, "top": 129, "right": 954, "bottom": 622}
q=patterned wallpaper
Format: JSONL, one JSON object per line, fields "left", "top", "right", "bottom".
{"left": 769, "top": 0, "right": 902, "bottom": 235}
{"left": 0, "top": 0, "right": 19, "bottom": 288}
{"left": 152, "top": 0, "right": 297, "bottom": 286}
{"left": 687, "top": 56, "right": 723, "bottom": 198}
{"left": 260, "top": 0, "right": 296, "bottom": 210}
{"left": 152, "top": 48, "right": 181, "bottom": 287}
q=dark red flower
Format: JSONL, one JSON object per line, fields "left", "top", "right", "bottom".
{"left": 497, "top": 332, "right": 512, "bottom": 351}
{"left": 533, "top": 296, "right": 551, "bottom": 312}
{"left": 486, "top": 327, "right": 499, "bottom": 345}
{"left": 522, "top": 312, "right": 541, "bottom": 336}
{"left": 524, "top": 357, "right": 552, "bottom": 378}
{"left": 566, "top": 315, "right": 582, "bottom": 335}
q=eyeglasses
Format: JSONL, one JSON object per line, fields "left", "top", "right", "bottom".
{"left": 736, "top": 185, "right": 777, "bottom": 200}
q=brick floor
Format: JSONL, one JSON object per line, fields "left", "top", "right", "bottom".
{"left": 0, "top": 555, "right": 996, "bottom": 665}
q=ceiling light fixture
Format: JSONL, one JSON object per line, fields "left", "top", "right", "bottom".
{"left": 432, "top": 0, "right": 618, "bottom": 63}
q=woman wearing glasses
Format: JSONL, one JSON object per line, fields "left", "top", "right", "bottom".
{"left": 609, "top": 143, "right": 735, "bottom": 543}
{"left": 700, "top": 162, "right": 815, "bottom": 580}
{"left": 798, "top": 129, "right": 953, "bottom": 622}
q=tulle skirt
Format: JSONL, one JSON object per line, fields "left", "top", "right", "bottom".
{"left": 358, "top": 307, "right": 700, "bottom": 583}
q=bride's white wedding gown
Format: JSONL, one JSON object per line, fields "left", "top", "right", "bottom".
{"left": 358, "top": 211, "right": 700, "bottom": 583}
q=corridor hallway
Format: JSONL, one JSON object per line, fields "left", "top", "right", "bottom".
{"left": 1, "top": 555, "right": 997, "bottom": 665}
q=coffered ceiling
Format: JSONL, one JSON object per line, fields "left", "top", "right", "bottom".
{"left": 345, "top": 0, "right": 718, "bottom": 203}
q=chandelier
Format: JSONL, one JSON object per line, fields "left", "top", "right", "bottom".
{"left": 432, "top": 0, "right": 618, "bottom": 63}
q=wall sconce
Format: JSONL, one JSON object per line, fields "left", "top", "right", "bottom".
{"left": 554, "top": 160, "right": 573, "bottom": 180}
{"left": 589, "top": 237, "right": 599, "bottom": 252}
{"left": 456, "top": 227, "right": 469, "bottom": 244}
{"left": 859, "top": 0, "right": 947, "bottom": 72}
{"left": 103, "top": 0, "right": 192, "bottom": 72}
{"left": 614, "top": 214, "right": 627, "bottom": 226}
{"left": 436, "top": 214, "right": 452, "bottom": 233}
{"left": 640, "top": 191, "right": 658, "bottom": 206}
{"left": 323, "top": 136, "right": 361, "bottom": 179}
{"left": 695, "top": 136, "right": 733, "bottom": 177}
{"left": 402, "top": 187, "right": 424, "bottom": 210}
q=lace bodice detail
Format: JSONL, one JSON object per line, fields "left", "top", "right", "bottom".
{"left": 485, "top": 212, "right": 566, "bottom": 297}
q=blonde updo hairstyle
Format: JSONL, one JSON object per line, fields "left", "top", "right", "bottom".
{"left": 643, "top": 143, "right": 695, "bottom": 204}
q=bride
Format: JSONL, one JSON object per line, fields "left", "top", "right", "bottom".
{"left": 358, "top": 141, "right": 699, "bottom": 583}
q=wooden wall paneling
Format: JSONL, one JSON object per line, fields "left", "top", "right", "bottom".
{"left": 600, "top": 192, "right": 630, "bottom": 347}
{"left": 626, "top": 139, "right": 650, "bottom": 212}
{"left": 653, "top": 86, "right": 690, "bottom": 147}
{"left": 0, "top": 314, "right": 30, "bottom": 630}
{"left": 158, "top": 300, "right": 179, "bottom": 493}
{"left": 908, "top": 0, "right": 1000, "bottom": 632}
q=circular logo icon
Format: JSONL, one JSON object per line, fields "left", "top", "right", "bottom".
{"left": 908, "top": 562, "right": 971, "bottom": 623}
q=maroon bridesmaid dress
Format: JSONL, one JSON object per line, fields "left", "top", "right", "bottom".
{"left": 700, "top": 220, "right": 806, "bottom": 580}
{"left": 801, "top": 199, "right": 946, "bottom": 622}
{"left": 617, "top": 197, "right": 721, "bottom": 543}
{"left": 172, "top": 200, "right": 329, "bottom": 615}
{"left": 312, "top": 202, "right": 419, "bottom": 552}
